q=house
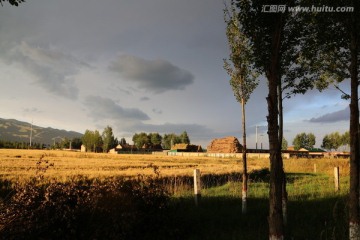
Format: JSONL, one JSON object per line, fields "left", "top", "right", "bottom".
{"left": 285, "top": 146, "right": 327, "bottom": 158}
{"left": 170, "top": 143, "right": 203, "bottom": 152}
{"left": 81, "top": 145, "right": 86, "bottom": 152}
{"left": 307, "top": 148, "right": 326, "bottom": 158}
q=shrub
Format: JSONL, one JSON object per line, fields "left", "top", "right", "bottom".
{"left": 0, "top": 176, "right": 171, "bottom": 240}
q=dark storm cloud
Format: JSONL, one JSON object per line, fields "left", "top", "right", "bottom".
{"left": 308, "top": 107, "right": 349, "bottom": 123}
{"left": 84, "top": 95, "right": 150, "bottom": 121}
{"left": 109, "top": 55, "right": 194, "bottom": 93}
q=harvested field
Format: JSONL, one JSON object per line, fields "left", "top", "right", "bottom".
{"left": 0, "top": 149, "right": 266, "bottom": 183}
{"left": 0, "top": 149, "right": 350, "bottom": 184}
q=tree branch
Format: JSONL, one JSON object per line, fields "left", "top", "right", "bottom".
{"left": 334, "top": 84, "right": 351, "bottom": 100}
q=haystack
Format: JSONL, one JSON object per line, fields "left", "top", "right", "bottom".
{"left": 207, "top": 136, "right": 243, "bottom": 153}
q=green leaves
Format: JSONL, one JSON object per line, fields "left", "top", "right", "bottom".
{"left": 292, "top": 132, "right": 316, "bottom": 150}
{"left": 223, "top": 2, "right": 259, "bottom": 105}
{"left": 82, "top": 129, "right": 103, "bottom": 152}
{"left": 102, "top": 126, "right": 116, "bottom": 153}
{"left": 321, "top": 131, "right": 349, "bottom": 151}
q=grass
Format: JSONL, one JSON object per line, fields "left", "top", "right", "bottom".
{"left": 0, "top": 148, "right": 352, "bottom": 239}
{"left": 171, "top": 175, "right": 348, "bottom": 239}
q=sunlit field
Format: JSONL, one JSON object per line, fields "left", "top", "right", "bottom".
{"left": 0, "top": 149, "right": 268, "bottom": 183}
{"left": 0, "top": 149, "right": 349, "bottom": 180}
{"left": 0, "top": 149, "right": 350, "bottom": 182}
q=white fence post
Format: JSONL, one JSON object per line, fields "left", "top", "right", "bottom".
{"left": 314, "top": 164, "right": 317, "bottom": 173}
{"left": 334, "top": 166, "right": 340, "bottom": 192}
{"left": 194, "top": 169, "right": 201, "bottom": 206}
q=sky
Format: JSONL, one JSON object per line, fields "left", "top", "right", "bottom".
{"left": 0, "top": 0, "right": 351, "bottom": 149}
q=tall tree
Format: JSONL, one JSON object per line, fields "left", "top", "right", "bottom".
{"left": 132, "top": 132, "right": 149, "bottom": 149}
{"left": 321, "top": 132, "right": 342, "bottom": 151}
{"left": 223, "top": 3, "right": 259, "bottom": 214}
{"left": 341, "top": 131, "right": 350, "bottom": 149}
{"left": 82, "top": 130, "right": 94, "bottom": 152}
{"left": 235, "top": 0, "right": 324, "bottom": 235}
{"left": 281, "top": 137, "right": 288, "bottom": 150}
{"left": 93, "top": 130, "right": 103, "bottom": 152}
{"left": 235, "top": 0, "right": 291, "bottom": 237}
{"left": 102, "top": 126, "right": 116, "bottom": 153}
{"left": 71, "top": 138, "right": 82, "bottom": 149}
{"left": 119, "top": 137, "right": 127, "bottom": 146}
{"left": 82, "top": 130, "right": 103, "bottom": 152}
{"left": 180, "top": 131, "right": 190, "bottom": 144}
{"left": 292, "top": 132, "right": 316, "bottom": 150}
{"left": 297, "top": 1, "right": 360, "bottom": 236}
{"left": 162, "top": 133, "right": 182, "bottom": 149}
{"left": 149, "top": 133, "right": 163, "bottom": 146}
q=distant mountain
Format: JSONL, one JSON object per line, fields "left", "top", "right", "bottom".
{"left": 0, "top": 118, "right": 83, "bottom": 145}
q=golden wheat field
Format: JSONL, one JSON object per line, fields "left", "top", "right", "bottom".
{"left": 0, "top": 149, "right": 350, "bottom": 183}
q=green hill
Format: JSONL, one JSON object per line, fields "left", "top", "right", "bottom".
{"left": 0, "top": 118, "right": 83, "bottom": 145}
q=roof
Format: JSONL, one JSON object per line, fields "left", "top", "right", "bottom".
{"left": 307, "top": 148, "right": 326, "bottom": 152}
{"left": 298, "top": 148, "right": 309, "bottom": 152}
{"left": 171, "top": 143, "right": 189, "bottom": 150}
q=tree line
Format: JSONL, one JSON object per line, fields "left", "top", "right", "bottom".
{"left": 0, "top": 138, "right": 82, "bottom": 150}
{"left": 283, "top": 131, "right": 350, "bottom": 151}
{"left": 81, "top": 126, "right": 191, "bottom": 153}
{"left": 0, "top": 140, "right": 43, "bottom": 149}
{"left": 0, "top": 127, "right": 191, "bottom": 153}
{"left": 132, "top": 131, "right": 190, "bottom": 149}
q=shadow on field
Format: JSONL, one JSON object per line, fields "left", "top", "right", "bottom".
{"left": 0, "top": 171, "right": 348, "bottom": 240}
{"left": 171, "top": 195, "right": 347, "bottom": 240}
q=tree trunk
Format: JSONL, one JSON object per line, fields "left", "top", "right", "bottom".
{"left": 241, "top": 98, "right": 248, "bottom": 214}
{"left": 267, "top": 13, "right": 284, "bottom": 240}
{"left": 278, "top": 84, "right": 287, "bottom": 226}
{"left": 349, "top": 6, "right": 360, "bottom": 239}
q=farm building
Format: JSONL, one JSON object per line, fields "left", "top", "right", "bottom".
{"left": 142, "top": 143, "right": 163, "bottom": 151}
{"left": 109, "top": 144, "right": 137, "bottom": 153}
{"left": 109, "top": 143, "right": 162, "bottom": 154}
{"left": 81, "top": 144, "right": 86, "bottom": 152}
{"left": 170, "top": 143, "right": 203, "bottom": 152}
{"left": 284, "top": 146, "right": 327, "bottom": 158}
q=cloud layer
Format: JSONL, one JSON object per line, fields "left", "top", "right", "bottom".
{"left": 84, "top": 96, "right": 150, "bottom": 122}
{"left": 7, "top": 42, "right": 89, "bottom": 99}
{"left": 109, "top": 55, "right": 194, "bottom": 93}
{"left": 308, "top": 107, "right": 349, "bottom": 123}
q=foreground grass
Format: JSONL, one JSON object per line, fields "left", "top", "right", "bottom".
{"left": 173, "top": 173, "right": 348, "bottom": 239}
{"left": 1, "top": 173, "right": 348, "bottom": 239}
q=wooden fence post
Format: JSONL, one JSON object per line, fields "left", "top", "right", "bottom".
{"left": 334, "top": 166, "right": 340, "bottom": 192}
{"left": 314, "top": 164, "right": 317, "bottom": 173}
{"left": 194, "top": 169, "right": 201, "bottom": 206}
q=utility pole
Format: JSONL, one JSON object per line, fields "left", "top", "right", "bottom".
{"left": 29, "top": 120, "right": 33, "bottom": 148}
{"left": 255, "top": 125, "right": 258, "bottom": 149}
